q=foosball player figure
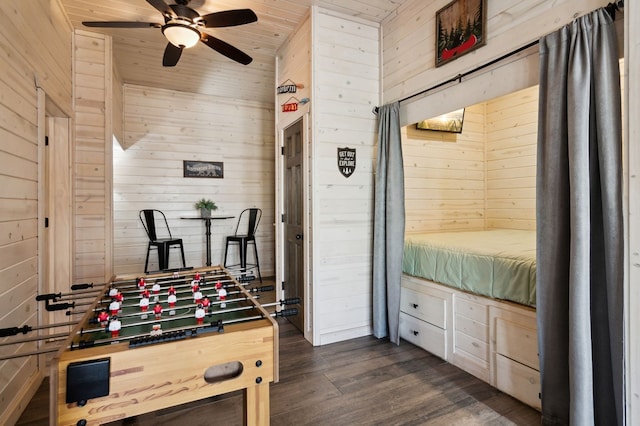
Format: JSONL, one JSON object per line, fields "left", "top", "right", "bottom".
{"left": 152, "top": 282, "right": 161, "bottom": 302}
{"left": 140, "top": 288, "right": 150, "bottom": 300}
{"left": 193, "top": 290, "right": 203, "bottom": 304}
{"left": 218, "top": 287, "right": 228, "bottom": 309}
{"left": 195, "top": 303, "right": 205, "bottom": 324}
{"left": 153, "top": 302, "right": 163, "bottom": 320}
{"left": 168, "top": 293, "right": 177, "bottom": 315}
{"left": 215, "top": 280, "right": 223, "bottom": 291}
{"left": 98, "top": 309, "right": 109, "bottom": 327}
{"left": 139, "top": 296, "right": 150, "bottom": 319}
{"left": 202, "top": 296, "right": 211, "bottom": 312}
{"left": 108, "top": 284, "right": 118, "bottom": 297}
{"left": 150, "top": 324, "right": 162, "bottom": 336}
{"left": 168, "top": 285, "right": 176, "bottom": 296}
{"left": 109, "top": 298, "right": 120, "bottom": 316}
{"left": 137, "top": 277, "right": 146, "bottom": 290}
{"left": 108, "top": 316, "right": 122, "bottom": 338}
{"left": 194, "top": 272, "right": 201, "bottom": 282}
{"left": 115, "top": 290, "right": 124, "bottom": 304}
{"left": 191, "top": 281, "right": 200, "bottom": 294}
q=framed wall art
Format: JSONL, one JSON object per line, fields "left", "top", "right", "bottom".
{"left": 435, "top": 0, "right": 487, "bottom": 67}
{"left": 183, "top": 160, "right": 224, "bottom": 178}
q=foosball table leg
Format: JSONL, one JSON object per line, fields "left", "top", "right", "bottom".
{"left": 243, "top": 382, "right": 270, "bottom": 426}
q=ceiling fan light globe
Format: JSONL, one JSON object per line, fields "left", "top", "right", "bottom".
{"left": 162, "top": 23, "right": 200, "bottom": 48}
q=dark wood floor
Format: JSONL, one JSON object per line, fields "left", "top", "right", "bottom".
{"left": 16, "top": 318, "right": 541, "bottom": 425}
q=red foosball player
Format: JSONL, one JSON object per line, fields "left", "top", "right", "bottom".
{"left": 140, "top": 288, "right": 150, "bottom": 299}
{"left": 115, "top": 290, "right": 124, "bottom": 304}
{"left": 109, "top": 298, "right": 120, "bottom": 316}
{"left": 194, "top": 272, "right": 201, "bottom": 281}
{"left": 195, "top": 304, "right": 205, "bottom": 324}
{"left": 192, "top": 282, "right": 200, "bottom": 293}
{"left": 97, "top": 309, "right": 109, "bottom": 327}
{"left": 202, "top": 296, "right": 211, "bottom": 310}
{"left": 168, "top": 285, "right": 176, "bottom": 296}
{"left": 137, "top": 277, "right": 145, "bottom": 290}
{"left": 215, "top": 281, "right": 223, "bottom": 290}
{"left": 218, "top": 288, "right": 227, "bottom": 309}
{"left": 153, "top": 302, "right": 163, "bottom": 320}
{"left": 108, "top": 316, "right": 122, "bottom": 338}
{"left": 193, "top": 290, "right": 203, "bottom": 304}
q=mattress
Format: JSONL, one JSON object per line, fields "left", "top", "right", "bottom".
{"left": 402, "top": 229, "right": 536, "bottom": 307}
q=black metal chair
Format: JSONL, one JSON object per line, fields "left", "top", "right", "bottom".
{"left": 139, "top": 209, "right": 186, "bottom": 273}
{"left": 223, "top": 208, "right": 262, "bottom": 282}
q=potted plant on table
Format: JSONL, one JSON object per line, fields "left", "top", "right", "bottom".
{"left": 194, "top": 198, "right": 218, "bottom": 218}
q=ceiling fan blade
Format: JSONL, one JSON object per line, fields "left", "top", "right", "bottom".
{"left": 163, "top": 43, "right": 183, "bottom": 67}
{"left": 83, "top": 21, "right": 161, "bottom": 28}
{"left": 201, "top": 9, "right": 258, "bottom": 28}
{"left": 146, "top": 0, "right": 175, "bottom": 18}
{"left": 201, "top": 35, "right": 253, "bottom": 65}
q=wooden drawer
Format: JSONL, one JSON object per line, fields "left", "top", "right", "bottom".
{"left": 495, "top": 317, "right": 539, "bottom": 370}
{"left": 455, "top": 296, "right": 487, "bottom": 325}
{"left": 455, "top": 330, "right": 488, "bottom": 362}
{"left": 495, "top": 354, "right": 541, "bottom": 410}
{"left": 400, "top": 287, "right": 447, "bottom": 329}
{"left": 455, "top": 314, "right": 488, "bottom": 344}
{"left": 400, "top": 312, "right": 446, "bottom": 360}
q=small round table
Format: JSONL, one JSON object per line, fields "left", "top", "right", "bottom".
{"left": 180, "top": 215, "right": 234, "bottom": 266}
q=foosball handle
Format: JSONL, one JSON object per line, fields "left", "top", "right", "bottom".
{"left": 0, "top": 325, "right": 32, "bottom": 337}
{"left": 46, "top": 301, "right": 75, "bottom": 312}
{"left": 276, "top": 308, "right": 298, "bottom": 317}
{"left": 36, "top": 292, "right": 62, "bottom": 302}
{"left": 256, "top": 285, "right": 274, "bottom": 292}
{"left": 71, "top": 282, "right": 93, "bottom": 290}
{"left": 281, "top": 297, "right": 300, "bottom": 305}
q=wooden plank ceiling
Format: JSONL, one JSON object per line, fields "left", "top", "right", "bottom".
{"left": 60, "top": 0, "right": 407, "bottom": 102}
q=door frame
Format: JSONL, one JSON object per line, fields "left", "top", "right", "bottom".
{"left": 276, "top": 107, "right": 313, "bottom": 343}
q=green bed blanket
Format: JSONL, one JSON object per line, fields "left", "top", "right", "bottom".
{"left": 402, "top": 229, "right": 536, "bottom": 307}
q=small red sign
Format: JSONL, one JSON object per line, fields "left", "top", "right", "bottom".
{"left": 282, "top": 102, "right": 298, "bottom": 112}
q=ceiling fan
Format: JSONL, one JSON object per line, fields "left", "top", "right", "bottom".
{"left": 82, "top": 0, "right": 257, "bottom": 66}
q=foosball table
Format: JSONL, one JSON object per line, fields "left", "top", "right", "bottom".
{"left": 47, "top": 266, "right": 295, "bottom": 425}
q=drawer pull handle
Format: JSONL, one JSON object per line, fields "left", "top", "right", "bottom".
{"left": 411, "top": 303, "right": 419, "bottom": 309}
{"left": 412, "top": 330, "right": 419, "bottom": 336}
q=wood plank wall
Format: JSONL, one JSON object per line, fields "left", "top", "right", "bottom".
{"left": 403, "top": 87, "right": 538, "bottom": 234}
{"left": 274, "top": 14, "right": 312, "bottom": 336}
{"left": 311, "top": 9, "right": 379, "bottom": 344}
{"left": 0, "top": 1, "right": 73, "bottom": 424}
{"left": 381, "top": 0, "right": 606, "bottom": 105}
{"left": 74, "top": 30, "right": 113, "bottom": 284}
{"left": 114, "top": 85, "right": 275, "bottom": 276}
{"left": 485, "top": 86, "right": 537, "bottom": 230}
{"left": 403, "top": 104, "right": 487, "bottom": 233}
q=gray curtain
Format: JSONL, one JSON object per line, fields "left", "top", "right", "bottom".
{"left": 536, "top": 8, "right": 623, "bottom": 425}
{"left": 373, "top": 102, "right": 405, "bottom": 344}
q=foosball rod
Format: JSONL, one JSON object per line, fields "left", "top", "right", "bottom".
{"left": 0, "top": 345, "right": 65, "bottom": 362}
{"left": 91, "top": 285, "right": 274, "bottom": 313}
{"left": 110, "top": 268, "right": 228, "bottom": 287}
{"left": 80, "top": 296, "right": 297, "bottom": 335}
{"left": 86, "top": 294, "right": 263, "bottom": 324}
{"left": 0, "top": 320, "right": 80, "bottom": 339}
{"left": 79, "top": 306, "right": 300, "bottom": 347}
{"left": 109, "top": 276, "right": 236, "bottom": 298}
{"left": 0, "top": 331, "right": 74, "bottom": 347}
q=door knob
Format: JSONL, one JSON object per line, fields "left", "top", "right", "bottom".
{"left": 296, "top": 234, "right": 303, "bottom": 240}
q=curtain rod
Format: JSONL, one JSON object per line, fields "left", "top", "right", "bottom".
{"left": 373, "top": 39, "right": 539, "bottom": 114}
{"left": 373, "top": 0, "right": 623, "bottom": 115}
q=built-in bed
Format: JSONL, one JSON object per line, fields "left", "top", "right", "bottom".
{"left": 400, "top": 229, "right": 541, "bottom": 410}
